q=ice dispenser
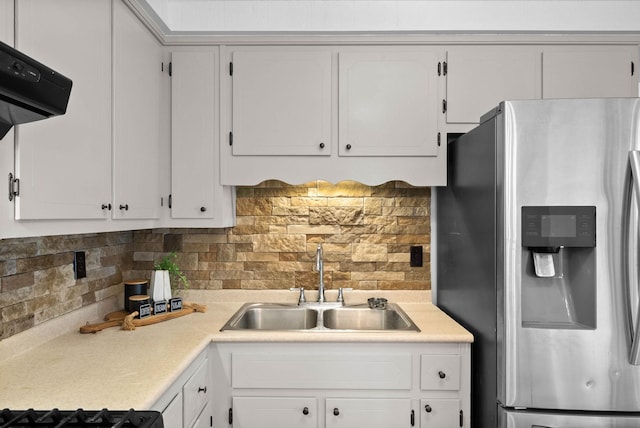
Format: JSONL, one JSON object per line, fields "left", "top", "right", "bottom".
{"left": 521, "top": 206, "right": 597, "bottom": 329}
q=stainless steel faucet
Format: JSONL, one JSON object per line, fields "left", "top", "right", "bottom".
{"left": 315, "top": 243, "right": 325, "bottom": 303}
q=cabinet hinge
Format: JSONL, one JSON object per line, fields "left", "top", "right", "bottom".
{"left": 228, "top": 408, "right": 233, "bottom": 425}
{"left": 168, "top": 62, "right": 172, "bottom": 77}
{"left": 229, "top": 61, "right": 233, "bottom": 76}
{"left": 8, "top": 172, "right": 19, "bottom": 201}
{"left": 438, "top": 61, "right": 448, "bottom": 76}
{"left": 442, "top": 99, "right": 447, "bottom": 114}
{"left": 229, "top": 131, "right": 233, "bottom": 146}
{"left": 437, "top": 132, "right": 441, "bottom": 147}
{"left": 459, "top": 409, "right": 464, "bottom": 427}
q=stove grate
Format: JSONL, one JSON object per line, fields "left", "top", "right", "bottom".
{"left": 0, "top": 409, "right": 163, "bottom": 428}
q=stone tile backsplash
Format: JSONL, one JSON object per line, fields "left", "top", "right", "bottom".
{"left": 0, "top": 232, "right": 133, "bottom": 340}
{"left": 131, "top": 180, "right": 431, "bottom": 292}
{"left": 0, "top": 180, "right": 430, "bottom": 341}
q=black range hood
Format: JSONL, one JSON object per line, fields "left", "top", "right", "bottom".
{"left": 0, "top": 41, "right": 72, "bottom": 139}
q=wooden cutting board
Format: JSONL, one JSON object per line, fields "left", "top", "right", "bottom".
{"left": 79, "top": 302, "right": 206, "bottom": 334}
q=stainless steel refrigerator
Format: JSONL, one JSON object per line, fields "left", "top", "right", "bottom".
{"left": 436, "top": 98, "right": 640, "bottom": 427}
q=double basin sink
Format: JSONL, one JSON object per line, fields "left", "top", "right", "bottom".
{"left": 220, "top": 302, "right": 420, "bottom": 332}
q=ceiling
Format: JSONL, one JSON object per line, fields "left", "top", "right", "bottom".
{"left": 129, "top": 0, "right": 640, "bottom": 35}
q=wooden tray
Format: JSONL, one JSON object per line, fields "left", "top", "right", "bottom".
{"left": 79, "top": 302, "right": 206, "bottom": 334}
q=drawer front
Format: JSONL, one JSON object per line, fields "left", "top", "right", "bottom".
{"left": 183, "top": 358, "right": 209, "bottom": 428}
{"left": 326, "top": 398, "right": 412, "bottom": 428}
{"left": 232, "top": 352, "right": 412, "bottom": 390}
{"left": 421, "top": 354, "right": 460, "bottom": 390}
{"left": 233, "top": 396, "right": 318, "bottom": 428}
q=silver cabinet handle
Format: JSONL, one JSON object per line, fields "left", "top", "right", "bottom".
{"left": 627, "top": 150, "right": 640, "bottom": 365}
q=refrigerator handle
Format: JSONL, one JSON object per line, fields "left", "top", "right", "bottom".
{"left": 627, "top": 150, "right": 640, "bottom": 365}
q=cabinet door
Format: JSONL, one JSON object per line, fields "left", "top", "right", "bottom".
{"left": 112, "top": 0, "right": 162, "bottom": 220}
{"left": 445, "top": 47, "right": 541, "bottom": 124}
{"left": 326, "top": 398, "right": 412, "bottom": 428}
{"left": 0, "top": 0, "right": 12, "bottom": 44}
{"left": 182, "top": 357, "right": 210, "bottom": 428}
{"left": 170, "top": 50, "right": 217, "bottom": 219}
{"left": 231, "top": 49, "right": 332, "bottom": 156}
{"left": 191, "top": 403, "right": 212, "bottom": 428}
{"left": 14, "top": 0, "right": 111, "bottom": 219}
{"left": 339, "top": 50, "right": 440, "bottom": 156}
{"left": 542, "top": 46, "right": 638, "bottom": 98}
{"left": 421, "top": 399, "right": 461, "bottom": 428}
{"left": 162, "top": 391, "right": 183, "bottom": 428}
{"left": 233, "top": 397, "right": 317, "bottom": 428}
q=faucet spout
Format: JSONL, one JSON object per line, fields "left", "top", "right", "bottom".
{"left": 316, "top": 243, "right": 325, "bottom": 303}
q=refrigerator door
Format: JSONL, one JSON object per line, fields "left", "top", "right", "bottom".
{"left": 501, "top": 98, "right": 640, "bottom": 412}
{"left": 500, "top": 408, "right": 640, "bottom": 427}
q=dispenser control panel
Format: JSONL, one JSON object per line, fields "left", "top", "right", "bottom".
{"left": 522, "top": 206, "right": 596, "bottom": 248}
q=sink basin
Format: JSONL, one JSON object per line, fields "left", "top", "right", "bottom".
{"left": 322, "top": 304, "right": 420, "bottom": 331}
{"left": 220, "top": 303, "right": 318, "bottom": 331}
{"left": 220, "top": 302, "right": 420, "bottom": 332}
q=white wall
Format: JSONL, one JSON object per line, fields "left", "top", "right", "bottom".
{"left": 142, "top": 0, "right": 640, "bottom": 33}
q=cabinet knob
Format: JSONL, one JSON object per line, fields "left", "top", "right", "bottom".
{"left": 425, "top": 404, "right": 432, "bottom": 413}
{"left": 101, "top": 203, "right": 112, "bottom": 210}
{"left": 119, "top": 204, "right": 129, "bottom": 211}
{"left": 345, "top": 144, "right": 352, "bottom": 150}
{"left": 302, "top": 407, "right": 309, "bottom": 415}
{"left": 438, "top": 371, "right": 446, "bottom": 379}
{"left": 319, "top": 142, "right": 325, "bottom": 149}
{"left": 333, "top": 408, "right": 340, "bottom": 416}
{"left": 200, "top": 206, "right": 207, "bottom": 212}
{"left": 198, "top": 386, "right": 207, "bottom": 393}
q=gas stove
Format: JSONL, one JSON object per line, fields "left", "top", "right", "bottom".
{"left": 0, "top": 409, "right": 163, "bottom": 428}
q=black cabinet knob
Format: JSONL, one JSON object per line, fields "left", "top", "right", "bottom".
{"left": 200, "top": 206, "right": 207, "bottom": 212}
{"left": 345, "top": 144, "right": 352, "bottom": 150}
{"left": 333, "top": 408, "right": 340, "bottom": 416}
{"left": 425, "top": 404, "right": 432, "bottom": 413}
{"left": 119, "top": 204, "right": 129, "bottom": 211}
{"left": 438, "top": 371, "right": 446, "bottom": 379}
{"left": 302, "top": 407, "right": 309, "bottom": 415}
{"left": 319, "top": 142, "right": 325, "bottom": 149}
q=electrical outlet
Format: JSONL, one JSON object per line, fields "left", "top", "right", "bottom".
{"left": 410, "top": 246, "right": 423, "bottom": 267}
{"left": 74, "top": 251, "right": 87, "bottom": 279}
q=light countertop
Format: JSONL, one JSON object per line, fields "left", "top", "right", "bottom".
{"left": 0, "top": 289, "right": 472, "bottom": 411}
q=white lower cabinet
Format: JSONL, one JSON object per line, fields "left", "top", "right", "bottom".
{"left": 233, "top": 397, "right": 317, "bottom": 428}
{"left": 153, "top": 350, "right": 211, "bottom": 428}
{"left": 326, "top": 398, "right": 413, "bottom": 428}
{"left": 162, "top": 391, "right": 183, "bottom": 428}
{"left": 211, "top": 342, "right": 470, "bottom": 428}
{"left": 421, "top": 399, "right": 462, "bottom": 428}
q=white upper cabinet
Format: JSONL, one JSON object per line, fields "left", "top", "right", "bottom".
{"left": 0, "top": 0, "right": 12, "bottom": 44}
{"left": 221, "top": 46, "right": 446, "bottom": 186}
{"left": 231, "top": 50, "right": 332, "bottom": 156}
{"left": 338, "top": 50, "right": 439, "bottom": 157}
{"left": 112, "top": 0, "right": 163, "bottom": 220}
{"left": 445, "top": 46, "right": 541, "bottom": 124}
{"left": 169, "top": 48, "right": 236, "bottom": 226}
{"left": 14, "top": 0, "right": 112, "bottom": 220}
{"left": 542, "top": 45, "right": 638, "bottom": 99}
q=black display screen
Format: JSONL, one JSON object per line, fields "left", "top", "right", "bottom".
{"left": 541, "top": 214, "right": 577, "bottom": 238}
{"left": 522, "top": 206, "right": 596, "bottom": 248}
